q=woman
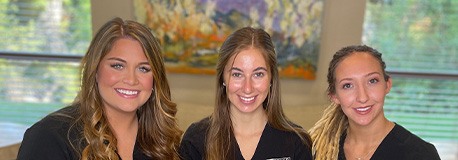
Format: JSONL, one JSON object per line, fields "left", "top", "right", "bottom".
{"left": 179, "top": 27, "right": 312, "bottom": 160}
{"left": 17, "top": 17, "right": 182, "bottom": 160}
{"left": 309, "top": 45, "right": 440, "bottom": 160}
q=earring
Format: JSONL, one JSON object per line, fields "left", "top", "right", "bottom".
{"left": 223, "top": 82, "right": 226, "bottom": 86}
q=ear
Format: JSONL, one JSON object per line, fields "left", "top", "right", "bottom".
{"left": 95, "top": 73, "right": 99, "bottom": 83}
{"left": 330, "top": 93, "right": 341, "bottom": 105}
{"left": 385, "top": 78, "right": 392, "bottom": 94}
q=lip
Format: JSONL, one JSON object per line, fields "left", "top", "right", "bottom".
{"left": 115, "top": 88, "right": 140, "bottom": 98}
{"left": 239, "top": 95, "right": 256, "bottom": 104}
{"left": 354, "top": 105, "right": 373, "bottom": 115}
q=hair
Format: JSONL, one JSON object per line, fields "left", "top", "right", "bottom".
{"left": 205, "top": 27, "right": 312, "bottom": 160}
{"left": 70, "top": 17, "right": 182, "bottom": 160}
{"left": 309, "top": 45, "right": 390, "bottom": 159}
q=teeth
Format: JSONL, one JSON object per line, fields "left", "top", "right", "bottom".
{"left": 356, "top": 106, "right": 371, "bottom": 111}
{"left": 117, "top": 89, "right": 138, "bottom": 95}
{"left": 241, "top": 96, "right": 254, "bottom": 101}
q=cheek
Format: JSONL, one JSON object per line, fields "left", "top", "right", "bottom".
{"left": 333, "top": 91, "right": 353, "bottom": 105}
{"left": 227, "top": 83, "right": 242, "bottom": 93}
{"left": 139, "top": 75, "right": 154, "bottom": 90}
{"left": 254, "top": 82, "right": 270, "bottom": 92}
{"left": 97, "top": 68, "right": 120, "bottom": 86}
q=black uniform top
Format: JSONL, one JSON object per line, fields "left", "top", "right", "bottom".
{"left": 338, "top": 123, "right": 441, "bottom": 160}
{"left": 17, "top": 106, "right": 151, "bottom": 160}
{"left": 179, "top": 117, "right": 313, "bottom": 160}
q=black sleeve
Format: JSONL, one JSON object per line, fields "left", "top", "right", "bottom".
{"left": 410, "top": 143, "right": 441, "bottom": 160}
{"left": 17, "top": 120, "right": 74, "bottom": 160}
{"left": 179, "top": 120, "right": 208, "bottom": 160}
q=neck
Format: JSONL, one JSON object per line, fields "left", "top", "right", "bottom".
{"left": 105, "top": 108, "right": 139, "bottom": 137}
{"left": 231, "top": 108, "right": 267, "bottom": 135}
{"left": 347, "top": 117, "right": 394, "bottom": 144}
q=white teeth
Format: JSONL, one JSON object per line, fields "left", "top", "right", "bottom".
{"left": 356, "top": 106, "right": 371, "bottom": 111}
{"left": 117, "top": 89, "right": 138, "bottom": 95}
{"left": 241, "top": 96, "right": 254, "bottom": 101}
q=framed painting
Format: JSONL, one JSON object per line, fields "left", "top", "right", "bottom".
{"left": 134, "top": 0, "right": 323, "bottom": 80}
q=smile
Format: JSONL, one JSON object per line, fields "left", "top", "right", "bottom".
{"left": 240, "top": 96, "right": 255, "bottom": 101}
{"left": 356, "top": 106, "right": 372, "bottom": 112}
{"left": 116, "top": 88, "right": 139, "bottom": 95}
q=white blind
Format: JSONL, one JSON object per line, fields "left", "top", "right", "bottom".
{"left": 363, "top": 1, "right": 458, "bottom": 159}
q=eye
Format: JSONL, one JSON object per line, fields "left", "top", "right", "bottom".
{"left": 231, "top": 72, "right": 242, "bottom": 78}
{"left": 342, "top": 83, "right": 352, "bottom": 89}
{"left": 369, "top": 78, "right": 379, "bottom": 84}
{"left": 110, "top": 63, "right": 124, "bottom": 70}
{"left": 139, "top": 66, "right": 152, "bottom": 73}
{"left": 254, "top": 72, "right": 265, "bottom": 78}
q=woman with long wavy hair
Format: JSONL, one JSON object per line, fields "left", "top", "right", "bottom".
{"left": 309, "top": 45, "right": 440, "bottom": 160}
{"left": 17, "top": 17, "right": 182, "bottom": 160}
{"left": 179, "top": 27, "right": 312, "bottom": 160}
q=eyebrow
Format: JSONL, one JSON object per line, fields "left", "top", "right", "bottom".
{"left": 338, "top": 71, "right": 381, "bottom": 83}
{"left": 229, "top": 67, "right": 268, "bottom": 72}
{"left": 106, "top": 57, "right": 150, "bottom": 65}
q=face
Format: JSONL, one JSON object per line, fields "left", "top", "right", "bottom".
{"left": 96, "top": 38, "right": 153, "bottom": 115}
{"left": 224, "top": 47, "right": 271, "bottom": 115}
{"left": 331, "top": 52, "right": 392, "bottom": 126}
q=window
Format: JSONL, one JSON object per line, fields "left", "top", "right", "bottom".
{"left": 0, "top": 0, "right": 91, "bottom": 147}
{"left": 363, "top": 1, "right": 458, "bottom": 159}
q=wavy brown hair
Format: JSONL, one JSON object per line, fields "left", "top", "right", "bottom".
{"left": 205, "top": 27, "right": 312, "bottom": 160}
{"left": 309, "top": 45, "right": 390, "bottom": 159}
{"left": 71, "top": 17, "right": 182, "bottom": 160}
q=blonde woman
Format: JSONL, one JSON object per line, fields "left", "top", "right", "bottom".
{"left": 17, "top": 17, "right": 182, "bottom": 160}
{"left": 179, "top": 27, "right": 312, "bottom": 160}
{"left": 309, "top": 45, "right": 440, "bottom": 160}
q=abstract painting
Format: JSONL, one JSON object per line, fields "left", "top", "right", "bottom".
{"left": 134, "top": 0, "right": 323, "bottom": 79}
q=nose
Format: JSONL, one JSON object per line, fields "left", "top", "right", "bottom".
{"left": 242, "top": 78, "right": 253, "bottom": 94}
{"left": 122, "top": 69, "right": 139, "bottom": 85}
{"left": 356, "top": 85, "right": 369, "bottom": 103}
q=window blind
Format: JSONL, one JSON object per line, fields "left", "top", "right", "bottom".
{"left": 0, "top": 0, "right": 91, "bottom": 147}
{"left": 363, "top": 1, "right": 458, "bottom": 159}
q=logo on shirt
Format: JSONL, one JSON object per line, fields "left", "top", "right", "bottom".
{"left": 267, "top": 157, "right": 291, "bottom": 160}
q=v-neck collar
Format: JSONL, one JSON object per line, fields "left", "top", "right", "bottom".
{"left": 233, "top": 123, "right": 269, "bottom": 160}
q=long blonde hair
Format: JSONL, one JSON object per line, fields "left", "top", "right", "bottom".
{"left": 72, "top": 17, "right": 182, "bottom": 160}
{"left": 309, "top": 45, "right": 390, "bottom": 159}
{"left": 205, "top": 27, "right": 312, "bottom": 160}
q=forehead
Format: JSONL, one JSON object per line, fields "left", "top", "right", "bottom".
{"left": 335, "top": 52, "right": 382, "bottom": 77}
{"left": 226, "top": 47, "right": 268, "bottom": 68}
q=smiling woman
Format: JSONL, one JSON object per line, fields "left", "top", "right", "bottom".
{"left": 179, "top": 27, "right": 313, "bottom": 160}
{"left": 16, "top": 17, "right": 182, "bottom": 160}
{"left": 309, "top": 45, "right": 441, "bottom": 160}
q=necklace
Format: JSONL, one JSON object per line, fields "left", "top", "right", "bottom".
{"left": 353, "top": 143, "right": 378, "bottom": 160}
{"left": 346, "top": 122, "right": 394, "bottom": 160}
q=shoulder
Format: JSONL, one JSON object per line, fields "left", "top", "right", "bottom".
{"left": 17, "top": 106, "right": 81, "bottom": 159}
{"left": 266, "top": 123, "right": 309, "bottom": 143}
{"left": 390, "top": 124, "right": 436, "bottom": 149}
{"left": 25, "top": 106, "right": 77, "bottom": 138}
{"left": 183, "top": 117, "right": 210, "bottom": 138}
{"left": 179, "top": 117, "right": 210, "bottom": 160}
{"left": 259, "top": 124, "right": 313, "bottom": 159}
{"left": 381, "top": 123, "right": 440, "bottom": 159}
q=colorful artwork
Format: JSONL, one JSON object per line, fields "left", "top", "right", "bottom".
{"left": 134, "top": 0, "right": 323, "bottom": 79}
